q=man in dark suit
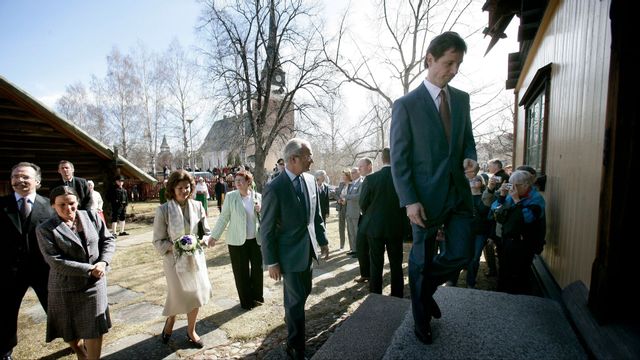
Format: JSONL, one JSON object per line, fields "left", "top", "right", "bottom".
{"left": 57, "top": 160, "right": 92, "bottom": 211}
{"left": 261, "top": 138, "right": 329, "bottom": 360}
{"left": 390, "top": 31, "right": 477, "bottom": 344}
{"left": 359, "top": 148, "right": 405, "bottom": 298}
{"left": 1, "top": 162, "right": 55, "bottom": 360}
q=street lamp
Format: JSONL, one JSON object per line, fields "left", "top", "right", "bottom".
{"left": 186, "top": 119, "right": 194, "bottom": 171}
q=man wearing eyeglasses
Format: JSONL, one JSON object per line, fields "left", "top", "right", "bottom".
{"left": 1, "top": 162, "right": 54, "bottom": 360}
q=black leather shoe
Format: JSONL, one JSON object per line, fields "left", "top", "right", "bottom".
{"left": 160, "top": 318, "right": 172, "bottom": 344}
{"left": 285, "top": 345, "right": 307, "bottom": 360}
{"left": 187, "top": 334, "right": 204, "bottom": 348}
{"left": 414, "top": 324, "right": 433, "bottom": 345}
{"left": 429, "top": 297, "right": 442, "bottom": 319}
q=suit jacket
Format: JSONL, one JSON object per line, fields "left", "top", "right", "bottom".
{"left": 36, "top": 210, "right": 115, "bottom": 292}
{"left": 359, "top": 166, "right": 406, "bottom": 239}
{"left": 58, "top": 177, "right": 93, "bottom": 211}
{"left": 261, "top": 171, "right": 328, "bottom": 273}
{"left": 211, "top": 190, "right": 262, "bottom": 246}
{"left": 0, "top": 193, "right": 55, "bottom": 277}
{"left": 344, "top": 177, "right": 364, "bottom": 218}
{"left": 390, "top": 84, "right": 477, "bottom": 222}
{"left": 318, "top": 183, "right": 330, "bottom": 218}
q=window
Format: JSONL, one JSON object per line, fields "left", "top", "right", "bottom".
{"left": 519, "top": 63, "right": 551, "bottom": 179}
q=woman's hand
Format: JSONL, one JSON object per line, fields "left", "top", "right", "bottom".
{"left": 90, "top": 261, "right": 107, "bottom": 278}
{"left": 205, "top": 236, "right": 216, "bottom": 247}
{"left": 499, "top": 183, "right": 510, "bottom": 196}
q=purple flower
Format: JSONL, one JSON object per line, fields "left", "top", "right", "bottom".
{"left": 180, "top": 236, "right": 192, "bottom": 245}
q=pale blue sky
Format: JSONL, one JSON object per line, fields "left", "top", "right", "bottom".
{"left": 0, "top": 0, "right": 202, "bottom": 105}
{"left": 0, "top": 0, "right": 518, "bottom": 137}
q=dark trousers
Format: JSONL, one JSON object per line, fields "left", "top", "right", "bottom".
{"left": 409, "top": 207, "right": 472, "bottom": 331}
{"left": 228, "top": 239, "right": 264, "bottom": 309}
{"left": 497, "top": 237, "right": 534, "bottom": 294}
{"left": 368, "top": 236, "right": 404, "bottom": 297}
{"left": 282, "top": 266, "right": 312, "bottom": 351}
{"left": 1, "top": 268, "right": 48, "bottom": 355}
{"left": 356, "top": 220, "right": 370, "bottom": 277}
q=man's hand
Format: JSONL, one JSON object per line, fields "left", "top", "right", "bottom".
{"left": 406, "top": 203, "right": 427, "bottom": 228}
{"left": 320, "top": 245, "right": 329, "bottom": 260}
{"left": 268, "top": 264, "right": 282, "bottom": 281}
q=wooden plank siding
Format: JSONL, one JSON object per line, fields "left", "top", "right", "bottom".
{"left": 513, "top": 0, "right": 611, "bottom": 288}
{"left": 0, "top": 76, "right": 157, "bottom": 197}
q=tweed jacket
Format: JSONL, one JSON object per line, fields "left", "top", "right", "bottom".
{"left": 36, "top": 210, "right": 116, "bottom": 292}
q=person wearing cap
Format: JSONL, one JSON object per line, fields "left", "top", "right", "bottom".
{"left": 108, "top": 176, "right": 129, "bottom": 237}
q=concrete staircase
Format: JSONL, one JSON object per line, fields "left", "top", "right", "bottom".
{"left": 313, "top": 287, "right": 587, "bottom": 359}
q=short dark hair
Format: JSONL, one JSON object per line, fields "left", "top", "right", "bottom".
{"left": 49, "top": 185, "right": 78, "bottom": 204}
{"left": 58, "top": 160, "right": 75, "bottom": 170}
{"left": 424, "top": 31, "right": 467, "bottom": 68}
{"left": 516, "top": 165, "right": 537, "bottom": 177}
{"left": 382, "top": 148, "right": 391, "bottom": 164}
{"left": 165, "top": 170, "right": 195, "bottom": 201}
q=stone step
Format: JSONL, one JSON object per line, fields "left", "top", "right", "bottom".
{"left": 314, "top": 287, "right": 587, "bottom": 360}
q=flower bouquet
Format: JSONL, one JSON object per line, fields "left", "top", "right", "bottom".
{"left": 173, "top": 234, "right": 207, "bottom": 292}
{"left": 174, "top": 234, "right": 203, "bottom": 258}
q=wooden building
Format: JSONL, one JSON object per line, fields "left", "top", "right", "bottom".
{"left": 0, "top": 76, "right": 156, "bottom": 197}
{"left": 483, "top": 0, "right": 639, "bottom": 357}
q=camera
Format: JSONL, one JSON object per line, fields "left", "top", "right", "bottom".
{"left": 505, "top": 183, "right": 513, "bottom": 190}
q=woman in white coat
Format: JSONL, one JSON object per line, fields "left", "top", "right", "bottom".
{"left": 210, "top": 170, "right": 263, "bottom": 310}
{"left": 153, "top": 170, "right": 213, "bottom": 348}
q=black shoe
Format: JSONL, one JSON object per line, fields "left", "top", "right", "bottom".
{"left": 285, "top": 345, "right": 307, "bottom": 360}
{"left": 414, "top": 324, "right": 433, "bottom": 345}
{"left": 160, "top": 319, "right": 172, "bottom": 344}
{"left": 429, "top": 297, "right": 442, "bottom": 319}
{"left": 187, "top": 334, "right": 204, "bottom": 348}
{"left": 118, "top": 231, "right": 130, "bottom": 236}
{"left": 346, "top": 251, "right": 355, "bottom": 255}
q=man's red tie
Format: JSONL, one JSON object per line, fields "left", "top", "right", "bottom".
{"left": 439, "top": 89, "right": 451, "bottom": 142}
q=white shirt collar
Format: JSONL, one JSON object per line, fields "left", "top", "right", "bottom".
{"left": 423, "top": 78, "right": 448, "bottom": 105}
{"left": 14, "top": 192, "right": 36, "bottom": 204}
{"left": 284, "top": 167, "right": 298, "bottom": 181}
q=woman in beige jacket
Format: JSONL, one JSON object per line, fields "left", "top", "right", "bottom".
{"left": 153, "top": 170, "right": 212, "bottom": 348}
{"left": 210, "top": 170, "right": 263, "bottom": 310}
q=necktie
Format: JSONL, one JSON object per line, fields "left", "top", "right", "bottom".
{"left": 439, "top": 89, "right": 451, "bottom": 142}
{"left": 294, "top": 176, "right": 304, "bottom": 201}
{"left": 19, "top": 197, "right": 32, "bottom": 221}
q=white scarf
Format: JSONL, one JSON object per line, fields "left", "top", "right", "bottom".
{"left": 167, "top": 199, "right": 197, "bottom": 242}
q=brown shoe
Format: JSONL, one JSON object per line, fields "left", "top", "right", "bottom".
{"left": 354, "top": 277, "right": 369, "bottom": 283}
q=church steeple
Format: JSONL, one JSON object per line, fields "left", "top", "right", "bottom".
{"left": 261, "top": 0, "right": 285, "bottom": 93}
{"left": 160, "top": 135, "right": 170, "bottom": 152}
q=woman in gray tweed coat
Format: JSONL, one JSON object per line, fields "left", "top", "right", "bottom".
{"left": 36, "top": 186, "right": 115, "bottom": 360}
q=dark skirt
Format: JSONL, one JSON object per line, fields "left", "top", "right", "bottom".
{"left": 46, "top": 277, "right": 111, "bottom": 342}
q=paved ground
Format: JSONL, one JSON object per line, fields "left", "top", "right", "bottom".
{"left": 18, "top": 206, "right": 499, "bottom": 360}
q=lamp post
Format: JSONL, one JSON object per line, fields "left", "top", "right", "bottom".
{"left": 186, "top": 119, "right": 194, "bottom": 171}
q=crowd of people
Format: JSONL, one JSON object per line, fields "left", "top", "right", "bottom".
{"left": 1, "top": 31, "right": 548, "bottom": 360}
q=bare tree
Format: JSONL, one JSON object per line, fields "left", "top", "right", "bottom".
{"left": 96, "top": 47, "right": 143, "bottom": 158}
{"left": 56, "top": 81, "right": 113, "bottom": 145}
{"left": 198, "top": 0, "right": 336, "bottom": 188}
{"left": 133, "top": 43, "right": 169, "bottom": 174}
{"left": 165, "top": 39, "right": 203, "bottom": 169}
{"left": 326, "top": 0, "right": 478, "bottom": 147}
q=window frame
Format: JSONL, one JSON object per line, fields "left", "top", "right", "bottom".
{"left": 519, "top": 63, "right": 552, "bottom": 186}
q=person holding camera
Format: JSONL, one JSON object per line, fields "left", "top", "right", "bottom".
{"left": 489, "top": 170, "right": 546, "bottom": 294}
